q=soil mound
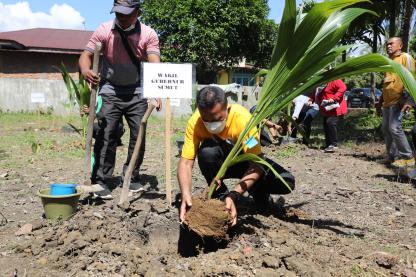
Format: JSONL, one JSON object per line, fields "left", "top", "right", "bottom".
{"left": 186, "top": 198, "right": 230, "bottom": 239}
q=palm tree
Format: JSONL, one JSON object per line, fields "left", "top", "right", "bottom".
{"left": 207, "top": 0, "right": 416, "bottom": 198}
{"left": 399, "top": 0, "right": 415, "bottom": 52}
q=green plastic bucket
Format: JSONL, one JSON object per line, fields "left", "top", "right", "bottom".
{"left": 37, "top": 188, "right": 82, "bottom": 220}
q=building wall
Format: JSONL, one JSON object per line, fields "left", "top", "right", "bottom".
{"left": 217, "top": 70, "right": 229, "bottom": 85}
{"left": 0, "top": 78, "right": 259, "bottom": 117}
{"left": 0, "top": 50, "right": 80, "bottom": 80}
{"left": 217, "top": 68, "right": 257, "bottom": 86}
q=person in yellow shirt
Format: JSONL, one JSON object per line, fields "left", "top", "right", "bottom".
{"left": 377, "top": 37, "right": 415, "bottom": 168}
{"left": 178, "top": 86, "right": 295, "bottom": 227}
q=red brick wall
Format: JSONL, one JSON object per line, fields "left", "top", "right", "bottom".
{"left": 0, "top": 50, "right": 80, "bottom": 80}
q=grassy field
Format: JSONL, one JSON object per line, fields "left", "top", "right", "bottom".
{"left": 0, "top": 109, "right": 390, "bottom": 168}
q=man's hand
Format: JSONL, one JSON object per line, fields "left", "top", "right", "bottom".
{"left": 287, "top": 123, "right": 292, "bottom": 134}
{"left": 179, "top": 194, "right": 192, "bottom": 224}
{"left": 80, "top": 105, "right": 90, "bottom": 117}
{"left": 81, "top": 69, "right": 100, "bottom": 85}
{"left": 401, "top": 103, "right": 412, "bottom": 113}
{"left": 225, "top": 197, "right": 237, "bottom": 226}
{"left": 327, "top": 98, "right": 335, "bottom": 104}
{"left": 156, "top": 98, "right": 162, "bottom": 111}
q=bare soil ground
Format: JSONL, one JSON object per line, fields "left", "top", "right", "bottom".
{"left": 0, "top": 112, "right": 415, "bottom": 276}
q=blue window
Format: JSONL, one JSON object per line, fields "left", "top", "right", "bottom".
{"left": 232, "top": 72, "right": 255, "bottom": 86}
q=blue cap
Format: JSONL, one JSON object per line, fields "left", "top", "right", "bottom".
{"left": 111, "top": 0, "right": 141, "bottom": 15}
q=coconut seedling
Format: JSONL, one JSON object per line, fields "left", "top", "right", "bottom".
{"left": 57, "top": 63, "right": 91, "bottom": 148}
{"left": 185, "top": 0, "right": 416, "bottom": 238}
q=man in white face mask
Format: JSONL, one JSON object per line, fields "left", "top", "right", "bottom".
{"left": 178, "top": 86, "right": 295, "bottom": 231}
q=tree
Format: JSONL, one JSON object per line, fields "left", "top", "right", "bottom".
{"left": 399, "top": 0, "right": 415, "bottom": 52}
{"left": 141, "top": 0, "right": 278, "bottom": 83}
{"left": 343, "top": 72, "right": 384, "bottom": 89}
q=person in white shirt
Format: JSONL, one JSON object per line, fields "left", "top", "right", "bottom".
{"left": 290, "top": 94, "right": 319, "bottom": 144}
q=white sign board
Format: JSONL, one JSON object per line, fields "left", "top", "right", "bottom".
{"left": 31, "top": 92, "right": 46, "bottom": 103}
{"left": 142, "top": 63, "right": 193, "bottom": 99}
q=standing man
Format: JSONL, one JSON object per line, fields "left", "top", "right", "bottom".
{"left": 79, "top": 0, "right": 162, "bottom": 199}
{"left": 377, "top": 37, "right": 415, "bottom": 168}
{"left": 178, "top": 86, "right": 295, "bottom": 226}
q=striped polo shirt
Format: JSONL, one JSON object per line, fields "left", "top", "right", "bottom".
{"left": 85, "top": 20, "right": 160, "bottom": 95}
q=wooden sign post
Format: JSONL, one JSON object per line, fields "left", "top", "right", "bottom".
{"left": 143, "top": 63, "right": 193, "bottom": 204}
{"left": 165, "top": 98, "right": 172, "bottom": 204}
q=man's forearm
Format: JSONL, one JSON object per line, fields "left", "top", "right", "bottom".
{"left": 79, "top": 51, "right": 92, "bottom": 73}
{"left": 177, "top": 159, "right": 193, "bottom": 198}
{"left": 233, "top": 164, "right": 263, "bottom": 194}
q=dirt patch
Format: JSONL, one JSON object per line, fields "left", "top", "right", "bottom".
{"left": 186, "top": 197, "right": 230, "bottom": 239}
{"left": 8, "top": 198, "right": 180, "bottom": 276}
{"left": 1, "top": 115, "right": 416, "bottom": 276}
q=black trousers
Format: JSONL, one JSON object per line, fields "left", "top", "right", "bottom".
{"left": 93, "top": 122, "right": 124, "bottom": 146}
{"left": 92, "top": 94, "right": 148, "bottom": 185}
{"left": 323, "top": 116, "right": 339, "bottom": 147}
{"left": 197, "top": 139, "right": 295, "bottom": 199}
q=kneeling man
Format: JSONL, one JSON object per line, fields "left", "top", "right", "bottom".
{"left": 178, "top": 86, "right": 295, "bottom": 225}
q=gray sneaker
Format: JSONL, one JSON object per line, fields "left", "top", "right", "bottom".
{"left": 129, "top": 177, "right": 145, "bottom": 193}
{"left": 324, "top": 145, "right": 337, "bottom": 153}
{"left": 93, "top": 184, "right": 113, "bottom": 200}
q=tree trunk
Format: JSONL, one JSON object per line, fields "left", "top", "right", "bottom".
{"left": 370, "top": 24, "right": 378, "bottom": 107}
{"left": 342, "top": 50, "right": 347, "bottom": 63}
{"left": 389, "top": 0, "right": 397, "bottom": 37}
{"left": 400, "top": 0, "right": 414, "bottom": 52}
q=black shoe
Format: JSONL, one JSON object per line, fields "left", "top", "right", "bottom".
{"left": 116, "top": 139, "right": 123, "bottom": 147}
{"left": 129, "top": 177, "right": 145, "bottom": 193}
{"left": 93, "top": 184, "right": 113, "bottom": 200}
{"left": 252, "top": 192, "right": 273, "bottom": 213}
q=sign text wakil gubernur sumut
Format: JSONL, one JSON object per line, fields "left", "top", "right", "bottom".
{"left": 143, "top": 62, "right": 193, "bottom": 99}
{"left": 151, "top": 73, "right": 185, "bottom": 91}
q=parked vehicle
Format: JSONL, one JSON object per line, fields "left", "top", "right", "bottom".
{"left": 344, "top": 90, "right": 350, "bottom": 101}
{"left": 347, "top": 88, "right": 381, "bottom": 108}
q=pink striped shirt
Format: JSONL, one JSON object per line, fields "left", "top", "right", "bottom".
{"left": 85, "top": 20, "right": 160, "bottom": 93}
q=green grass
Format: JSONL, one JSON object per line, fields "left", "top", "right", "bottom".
{"left": 0, "top": 112, "right": 87, "bottom": 170}
{"left": 350, "top": 264, "right": 372, "bottom": 276}
{"left": 308, "top": 109, "right": 385, "bottom": 146}
{"left": 0, "top": 112, "right": 79, "bottom": 131}
{"left": 0, "top": 112, "right": 188, "bottom": 171}
{"left": 275, "top": 143, "right": 300, "bottom": 159}
{"left": 369, "top": 182, "right": 389, "bottom": 190}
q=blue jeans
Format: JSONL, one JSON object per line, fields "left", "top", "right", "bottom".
{"left": 291, "top": 107, "right": 319, "bottom": 142}
{"left": 382, "top": 104, "right": 413, "bottom": 160}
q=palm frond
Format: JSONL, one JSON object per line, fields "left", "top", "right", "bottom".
{"left": 207, "top": 0, "right": 416, "bottom": 199}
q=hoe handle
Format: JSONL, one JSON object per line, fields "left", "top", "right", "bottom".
{"left": 84, "top": 42, "right": 102, "bottom": 185}
{"left": 119, "top": 100, "right": 156, "bottom": 206}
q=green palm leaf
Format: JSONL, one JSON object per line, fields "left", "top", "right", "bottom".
{"left": 207, "top": 0, "right": 416, "bottom": 199}
{"left": 270, "top": 0, "right": 296, "bottom": 67}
